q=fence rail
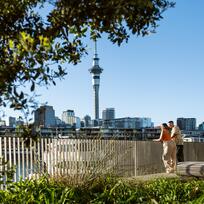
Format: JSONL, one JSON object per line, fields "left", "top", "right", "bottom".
{"left": 0, "top": 136, "right": 204, "bottom": 187}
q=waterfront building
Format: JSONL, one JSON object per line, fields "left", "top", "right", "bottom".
{"left": 34, "top": 105, "right": 56, "bottom": 127}
{"left": 102, "top": 108, "right": 115, "bottom": 120}
{"left": 102, "top": 117, "right": 153, "bottom": 129}
{"left": 182, "top": 130, "right": 204, "bottom": 142}
{"left": 89, "top": 41, "right": 103, "bottom": 121}
{"left": 140, "top": 117, "right": 153, "bottom": 128}
{"left": 177, "top": 117, "right": 196, "bottom": 130}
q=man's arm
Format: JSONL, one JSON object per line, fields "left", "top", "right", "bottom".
{"left": 171, "top": 127, "right": 176, "bottom": 138}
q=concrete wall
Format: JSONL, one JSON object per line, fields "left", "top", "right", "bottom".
{"left": 184, "top": 142, "right": 204, "bottom": 161}
{"left": 133, "top": 141, "right": 164, "bottom": 176}
{"left": 133, "top": 141, "right": 204, "bottom": 176}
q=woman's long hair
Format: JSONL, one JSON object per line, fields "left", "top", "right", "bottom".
{"left": 162, "top": 123, "right": 170, "bottom": 130}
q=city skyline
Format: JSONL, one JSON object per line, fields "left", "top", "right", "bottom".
{"left": 2, "top": 1, "right": 204, "bottom": 126}
{"left": 2, "top": 105, "right": 202, "bottom": 129}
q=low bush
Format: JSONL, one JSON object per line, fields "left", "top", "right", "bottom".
{"left": 145, "top": 178, "right": 204, "bottom": 203}
{"left": 0, "top": 176, "right": 204, "bottom": 203}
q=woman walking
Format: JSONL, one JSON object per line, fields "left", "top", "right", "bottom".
{"left": 153, "top": 123, "right": 176, "bottom": 173}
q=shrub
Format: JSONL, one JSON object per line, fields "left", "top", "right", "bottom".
{"left": 1, "top": 176, "right": 204, "bottom": 203}
{"left": 145, "top": 178, "right": 204, "bottom": 203}
{"left": 0, "top": 176, "right": 68, "bottom": 204}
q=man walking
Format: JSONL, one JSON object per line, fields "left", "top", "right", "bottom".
{"left": 168, "top": 121, "right": 184, "bottom": 162}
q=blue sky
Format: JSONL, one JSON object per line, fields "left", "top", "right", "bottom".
{"left": 4, "top": 1, "right": 204, "bottom": 126}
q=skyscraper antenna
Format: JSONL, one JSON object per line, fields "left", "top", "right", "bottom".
{"left": 94, "top": 40, "right": 97, "bottom": 56}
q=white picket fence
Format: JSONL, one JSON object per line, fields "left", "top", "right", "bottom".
{"left": 0, "top": 136, "right": 136, "bottom": 184}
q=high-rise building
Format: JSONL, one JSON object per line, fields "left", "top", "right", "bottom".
{"left": 89, "top": 41, "right": 103, "bottom": 121}
{"left": 83, "top": 115, "right": 91, "bottom": 127}
{"left": 62, "top": 110, "right": 75, "bottom": 127}
{"left": 34, "top": 105, "right": 56, "bottom": 127}
{"left": 9, "top": 116, "right": 16, "bottom": 127}
{"left": 75, "top": 117, "right": 81, "bottom": 129}
{"left": 102, "top": 108, "right": 115, "bottom": 120}
{"left": 0, "top": 119, "right": 6, "bottom": 127}
{"left": 198, "top": 122, "right": 204, "bottom": 131}
{"left": 177, "top": 118, "right": 196, "bottom": 130}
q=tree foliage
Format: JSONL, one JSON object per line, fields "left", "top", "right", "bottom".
{"left": 0, "top": 0, "right": 175, "bottom": 112}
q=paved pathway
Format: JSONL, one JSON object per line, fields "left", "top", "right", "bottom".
{"left": 125, "top": 173, "right": 178, "bottom": 183}
{"left": 136, "top": 173, "right": 178, "bottom": 181}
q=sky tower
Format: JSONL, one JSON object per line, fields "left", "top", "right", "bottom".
{"left": 89, "top": 41, "right": 103, "bottom": 120}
